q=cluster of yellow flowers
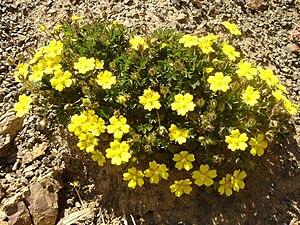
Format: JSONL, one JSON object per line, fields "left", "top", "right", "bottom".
{"left": 68, "top": 110, "right": 106, "bottom": 153}
{"left": 179, "top": 34, "right": 220, "bottom": 54}
{"left": 225, "top": 129, "right": 268, "bottom": 156}
{"left": 170, "top": 164, "right": 217, "bottom": 197}
{"left": 123, "top": 161, "right": 169, "bottom": 189}
{"left": 207, "top": 63, "right": 298, "bottom": 113}
{"left": 122, "top": 152, "right": 246, "bottom": 198}
{"left": 218, "top": 170, "right": 247, "bottom": 196}
{"left": 14, "top": 39, "right": 74, "bottom": 92}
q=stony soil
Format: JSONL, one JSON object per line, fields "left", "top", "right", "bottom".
{"left": 0, "top": 0, "right": 300, "bottom": 224}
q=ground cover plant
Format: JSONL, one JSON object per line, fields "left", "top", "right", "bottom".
{"left": 13, "top": 17, "right": 298, "bottom": 198}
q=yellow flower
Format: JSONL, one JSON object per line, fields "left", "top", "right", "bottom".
{"left": 223, "top": 21, "right": 242, "bottom": 35}
{"left": 207, "top": 72, "right": 232, "bottom": 92}
{"left": 54, "top": 24, "right": 62, "bottom": 30}
{"left": 231, "top": 170, "right": 247, "bottom": 192}
{"left": 236, "top": 61, "right": 257, "bottom": 80}
{"left": 144, "top": 161, "right": 169, "bottom": 184}
{"left": 43, "top": 39, "right": 63, "bottom": 58}
{"left": 74, "top": 57, "right": 95, "bottom": 74}
{"left": 179, "top": 34, "right": 199, "bottom": 48}
{"left": 123, "top": 167, "right": 144, "bottom": 189}
{"left": 242, "top": 86, "right": 260, "bottom": 106}
{"left": 29, "top": 63, "right": 44, "bottom": 82}
{"left": 96, "top": 70, "right": 116, "bottom": 89}
{"left": 258, "top": 67, "right": 278, "bottom": 87}
{"left": 42, "top": 55, "right": 62, "bottom": 74}
{"left": 218, "top": 174, "right": 233, "bottom": 196}
{"left": 77, "top": 133, "right": 98, "bottom": 153}
{"left": 14, "top": 63, "right": 29, "bottom": 82}
{"left": 107, "top": 115, "right": 130, "bottom": 139}
{"left": 91, "top": 150, "right": 106, "bottom": 166}
{"left": 106, "top": 140, "right": 131, "bottom": 165}
{"left": 71, "top": 15, "right": 84, "bottom": 21}
{"left": 198, "top": 34, "right": 219, "bottom": 54}
{"left": 204, "top": 67, "right": 214, "bottom": 73}
{"left": 13, "top": 94, "right": 32, "bottom": 117}
{"left": 222, "top": 42, "right": 240, "bottom": 61}
{"left": 275, "top": 83, "right": 288, "bottom": 93}
{"left": 39, "top": 24, "right": 46, "bottom": 31}
{"left": 168, "top": 124, "right": 189, "bottom": 145}
{"left": 129, "top": 36, "right": 149, "bottom": 51}
{"left": 249, "top": 134, "right": 268, "bottom": 156}
{"left": 171, "top": 93, "right": 196, "bottom": 116}
{"left": 95, "top": 59, "right": 104, "bottom": 70}
{"left": 68, "top": 114, "right": 88, "bottom": 136}
{"left": 225, "top": 129, "right": 248, "bottom": 151}
{"left": 139, "top": 88, "right": 161, "bottom": 111}
{"left": 161, "top": 43, "right": 167, "bottom": 48}
{"left": 272, "top": 89, "right": 284, "bottom": 102}
{"left": 282, "top": 97, "right": 298, "bottom": 115}
{"left": 170, "top": 179, "right": 192, "bottom": 197}
{"left": 50, "top": 70, "right": 73, "bottom": 92}
{"left": 29, "top": 48, "right": 44, "bottom": 64}
{"left": 173, "top": 151, "right": 195, "bottom": 171}
{"left": 192, "top": 164, "right": 217, "bottom": 187}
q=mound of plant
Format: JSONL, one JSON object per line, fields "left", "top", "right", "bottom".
{"left": 13, "top": 17, "right": 298, "bottom": 197}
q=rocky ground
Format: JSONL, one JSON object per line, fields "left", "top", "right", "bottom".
{"left": 0, "top": 0, "right": 300, "bottom": 224}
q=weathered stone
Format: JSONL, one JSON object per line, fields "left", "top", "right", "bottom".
{"left": 22, "top": 142, "right": 49, "bottom": 164}
{"left": 0, "top": 221, "right": 9, "bottom": 225}
{"left": 0, "top": 110, "right": 23, "bottom": 157}
{"left": 285, "top": 43, "right": 300, "bottom": 54}
{"left": 246, "top": 0, "right": 268, "bottom": 11}
{"left": 192, "top": 0, "right": 202, "bottom": 8}
{"left": 176, "top": 13, "right": 188, "bottom": 23}
{"left": 0, "top": 184, "right": 5, "bottom": 201}
{"left": 2, "top": 192, "right": 32, "bottom": 225}
{"left": 24, "top": 173, "right": 62, "bottom": 225}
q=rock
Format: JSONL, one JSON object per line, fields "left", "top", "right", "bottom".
{"left": 246, "top": 0, "right": 268, "bottom": 11}
{"left": 22, "top": 142, "right": 49, "bottom": 164}
{"left": 0, "top": 110, "right": 24, "bottom": 157}
{"left": 0, "top": 222, "right": 8, "bottom": 225}
{"left": 24, "top": 172, "right": 62, "bottom": 225}
{"left": 0, "top": 184, "right": 5, "bottom": 201}
{"left": 111, "top": 5, "right": 123, "bottom": 14}
{"left": 176, "top": 13, "right": 188, "bottom": 23}
{"left": 2, "top": 192, "right": 32, "bottom": 225}
{"left": 192, "top": 0, "right": 202, "bottom": 8}
{"left": 285, "top": 43, "right": 300, "bottom": 53}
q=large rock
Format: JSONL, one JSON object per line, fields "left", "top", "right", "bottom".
{"left": 1, "top": 173, "right": 62, "bottom": 225}
{"left": 0, "top": 110, "right": 23, "bottom": 157}
{"left": 2, "top": 192, "right": 32, "bottom": 225}
{"left": 24, "top": 172, "right": 62, "bottom": 225}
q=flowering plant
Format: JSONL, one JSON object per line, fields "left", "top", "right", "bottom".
{"left": 13, "top": 18, "right": 298, "bottom": 197}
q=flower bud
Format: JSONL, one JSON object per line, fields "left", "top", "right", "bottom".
{"left": 82, "top": 98, "right": 91, "bottom": 107}
{"left": 149, "top": 67, "right": 157, "bottom": 76}
{"left": 160, "top": 86, "right": 169, "bottom": 96}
